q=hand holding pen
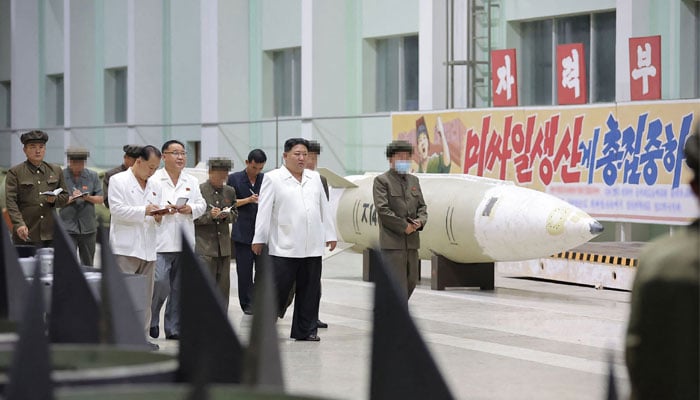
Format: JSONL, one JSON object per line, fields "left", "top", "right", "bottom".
{"left": 249, "top": 188, "right": 259, "bottom": 204}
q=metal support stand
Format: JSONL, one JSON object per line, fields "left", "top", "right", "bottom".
{"left": 430, "top": 254, "right": 494, "bottom": 290}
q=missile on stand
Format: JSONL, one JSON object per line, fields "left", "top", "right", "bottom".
{"left": 321, "top": 169, "right": 603, "bottom": 263}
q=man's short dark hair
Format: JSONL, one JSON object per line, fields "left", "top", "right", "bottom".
{"left": 161, "top": 140, "right": 185, "bottom": 153}
{"left": 386, "top": 140, "right": 414, "bottom": 158}
{"left": 284, "top": 138, "right": 309, "bottom": 153}
{"left": 307, "top": 140, "right": 321, "bottom": 154}
{"left": 247, "top": 149, "right": 268, "bottom": 163}
{"left": 139, "top": 145, "right": 162, "bottom": 160}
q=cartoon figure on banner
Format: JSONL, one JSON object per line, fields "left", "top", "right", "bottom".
{"left": 415, "top": 116, "right": 451, "bottom": 173}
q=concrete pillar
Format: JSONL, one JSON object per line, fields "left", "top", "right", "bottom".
{"left": 201, "top": 0, "right": 219, "bottom": 160}
{"left": 10, "top": 0, "right": 40, "bottom": 164}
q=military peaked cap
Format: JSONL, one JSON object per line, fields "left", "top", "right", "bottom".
{"left": 122, "top": 145, "right": 142, "bottom": 158}
{"left": 208, "top": 157, "right": 233, "bottom": 171}
{"left": 20, "top": 130, "right": 49, "bottom": 145}
{"left": 66, "top": 147, "right": 90, "bottom": 160}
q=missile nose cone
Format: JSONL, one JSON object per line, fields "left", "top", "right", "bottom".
{"left": 589, "top": 220, "right": 604, "bottom": 236}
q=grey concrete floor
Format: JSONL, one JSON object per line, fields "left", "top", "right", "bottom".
{"left": 154, "top": 249, "right": 631, "bottom": 400}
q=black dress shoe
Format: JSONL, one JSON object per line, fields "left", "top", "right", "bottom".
{"left": 166, "top": 334, "right": 180, "bottom": 340}
{"left": 149, "top": 326, "right": 159, "bottom": 339}
{"left": 316, "top": 320, "right": 328, "bottom": 328}
{"left": 295, "top": 334, "right": 320, "bottom": 342}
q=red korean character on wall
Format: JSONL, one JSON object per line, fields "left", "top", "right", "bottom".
{"left": 629, "top": 35, "right": 661, "bottom": 100}
{"left": 556, "top": 43, "right": 587, "bottom": 105}
{"left": 491, "top": 49, "right": 518, "bottom": 107}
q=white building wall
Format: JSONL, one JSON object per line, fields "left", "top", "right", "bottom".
{"left": 0, "top": 0, "right": 10, "bottom": 80}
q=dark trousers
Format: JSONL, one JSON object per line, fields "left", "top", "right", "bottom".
{"left": 381, "top": 249, "right": 419, "bottom": 300}
{"left": 234, "top": 241, "right": 256, "bottom": 311}
{"left": 69, "top": 232, "right": 96, "bottom": 266}
{"left": 199, "top": 255, "right": 231, "bottom": 312}
{"left": 272, "top": 255, "right": 321, "bottom": 339}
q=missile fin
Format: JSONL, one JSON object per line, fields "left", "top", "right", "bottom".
{"left": 317, "top": 167, "right": 358, "bottom": 188}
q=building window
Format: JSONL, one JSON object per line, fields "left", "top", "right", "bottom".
{"left": 376, "top": 35, "right": 419, "bottom": 112}
{"left": 520, "top": 12, "right": 615, "bottom": 105}
{"left": 0, "top": 81, "right": 9, "bottom": 128}
{"left": 272, "top": 47, "right": 301, "bottom": 117}
{"left": 105, "top": 67, "right": 127, "bottom": 123}
{"left": 45, "top": 74, "right": 64, "bottom": 126}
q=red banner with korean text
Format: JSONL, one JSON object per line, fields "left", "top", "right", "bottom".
{"left": 629, "top": 35, "right": 661, "bottom": 101}
{"left": 491, "top": 49, "right": 518, "bottom": 107}
{"left": 391, "top": 100, "right": 700, "bottom": 224}
{"left": 556, "top": 43, "right": 587, "bottom": 105}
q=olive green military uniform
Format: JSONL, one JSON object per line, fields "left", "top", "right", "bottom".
{"left": 5, "top": 132, "right": 69, "bottom": 246}
{"left": 373, "top": 168, "right": 427, "bottom": 299}
{"left": 194, "top": 178, "right": 238, "bottom": 310}
{"left": 625, "top": 221, "right": 699, "bottom": 400}
{"left": 102, "top": 164, "right": 127, "bottom": 209}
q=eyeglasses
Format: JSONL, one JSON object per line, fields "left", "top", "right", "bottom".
{"left": 164, "top": 151, "right": 187, "bottom": 157}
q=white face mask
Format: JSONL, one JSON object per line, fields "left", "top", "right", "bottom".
{"left": 394, "top": 160, "right": 411, "bottom": 174}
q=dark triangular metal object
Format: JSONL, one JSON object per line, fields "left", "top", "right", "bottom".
{"left": 5, "top": 261, "right": 53, "bottom": 400}
{"left": 98, "top": 220, "right": 148, "bottom": 348}
{"left": 606, "top": 351, "right": 618, "bottom": 400}
{"left": 49, "top": 216, "right": 100, "bottom": 343}
{"left": 0, "top": 214, "right": 29, "bottom": 322}
{"left": 243, "top": 246, "right": 284, "bottom": 390}
{"left": 369, "top": 248, "right": 454, "bottom": 400}
{"left": 178, "top": 230, "right": 244, "bottom": 384}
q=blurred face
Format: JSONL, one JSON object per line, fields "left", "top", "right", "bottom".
{"left": 23, "top": 142, "right": 46, "bottom": 165}
{"left": 68, "top": 159, "right": 86, "bottom": 175}
{"left": 162, "top": 143, "right": 186, "bottom": 171}
{"left": 133, "top": 154, "right": 160, "bottom": 181}
{"left": 417, "top": 132, "right": 429, "bottom": 160}
{"left": 305, "top": 152, "right": 319, "bottom": 171}
{"left": 283, "top": 144, "right": 308, "bottom": 175}
{"left": 208, "top": 170, "right": 228, "bottom": 188}
{"left": 390, "top": 151, "right": 413, "bottom": 169}
{"left": 245, "top": 160, "right": 265, "bottom": 177}
{"left": 124, "top": 155, "right": 137, "bottom": 168}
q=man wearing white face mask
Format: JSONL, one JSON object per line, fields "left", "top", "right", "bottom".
{"left": 372, "top": 140, "right": 428, "bottom": 300}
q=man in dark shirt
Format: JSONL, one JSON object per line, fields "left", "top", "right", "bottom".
{"left": 226, "top": 149, "right": 267, "bottom": 315}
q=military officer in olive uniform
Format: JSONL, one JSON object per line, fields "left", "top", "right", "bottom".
{"left": 372, "top": 140, "right": 428, "bottom": 301}
{"left": 59, "top": 147, "right": 104, "bottom": 266}
{"left": 5, "top": 130, "right": 70, "bottom": 247}
{"left": 625, "top": 127, "right": 700, "bottom": 400}
{"left": 194, "top": 157, "right": 238, "bottom": 311}
{"left": 103, "top": 144, "right": 142, "bottom": 209}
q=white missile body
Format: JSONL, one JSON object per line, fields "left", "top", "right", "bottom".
{"left": 324, "top": 171, "right": 603, "bottom": 263}
{"left": 184, "top": 167, "right": 603, "bottom": 263}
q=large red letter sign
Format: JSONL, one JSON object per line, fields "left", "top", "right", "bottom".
{"left": 491, "top": 49, "right": 518, "bottom": 107}
{"left": 629, "top": 35, "right": 661, "bottom": 100}
{"left": 556, "top": 43, "right": 587, "bottom": 105}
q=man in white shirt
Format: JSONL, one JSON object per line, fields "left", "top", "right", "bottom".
{"left": 252, "top": 138, "right": 337, "bottom": 342}
{"left": 108, "top": 145, "right": 164, "bottom": 348}
{"left": 149, "top": 140, "right": 206, "bottom": 340}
